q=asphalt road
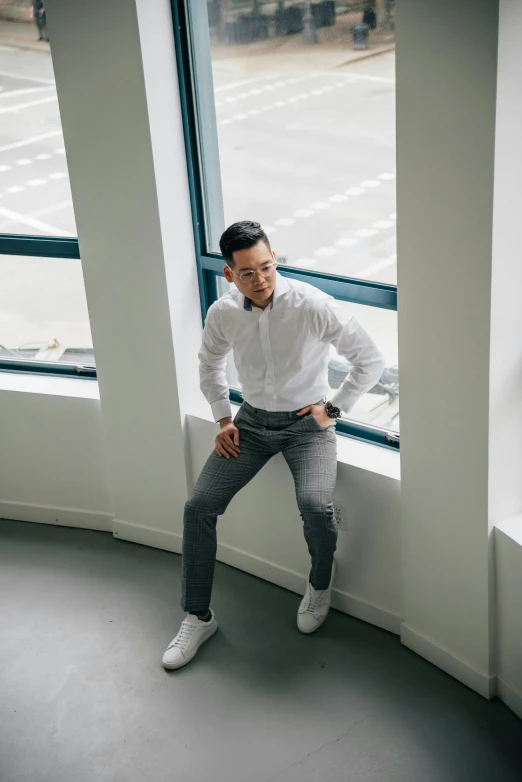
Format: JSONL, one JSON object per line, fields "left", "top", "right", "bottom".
{"left": 0, "top": 44, "right": 398, "bottom": 430}
{"left": 212, "top": 51, "right": 397, "bottom": 284}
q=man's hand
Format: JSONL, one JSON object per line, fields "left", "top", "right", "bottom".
{"left": 296, "top": 404, "right": 331, "bottom": 429}
{"left": 216, "top": 417, "right": 240, "bottom": 459}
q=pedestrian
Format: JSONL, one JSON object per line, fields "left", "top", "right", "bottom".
{"left": 32, "top": 1, "right": 49, "bottom": 42}
{"left": 162, "top": 221, "right": 384, "bottom": 670}
{"left": 362, "top": 6, "right": 377, "bottom": 29}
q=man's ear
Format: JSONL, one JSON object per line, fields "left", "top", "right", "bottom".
{"left": 223, "top": 264, "right": 234, "bottom": 283}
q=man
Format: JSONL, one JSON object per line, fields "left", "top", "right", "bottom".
{"left": 163, "top": 221, "right": 384, "bottom": 670}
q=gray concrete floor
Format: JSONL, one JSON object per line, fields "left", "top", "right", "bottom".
{"left": 0, "top": 519, "right": 521, "bottom": 782}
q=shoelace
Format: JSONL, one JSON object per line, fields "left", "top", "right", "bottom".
{"left": 304, "top": 587, "right": 326, "bottom": 613}
{"left": 170, "top": 620, "right": 196, "bottom": 649}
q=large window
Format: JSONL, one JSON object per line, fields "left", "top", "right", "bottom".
{"left": 175, "top": 0, "right": 398, "bottom": 447}
{"left": 0, "top": 13, "right": 94, "bottom": 377}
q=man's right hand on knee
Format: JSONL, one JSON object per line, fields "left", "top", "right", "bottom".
{"left": 216, "top": 418, "right": 240, "bottom": 459}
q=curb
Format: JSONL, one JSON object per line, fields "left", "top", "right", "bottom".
{"left": 0, "top": 39, "right": 51, "bottom": 54}
{"left": 336, "top": 42, "right": 396, "bottom": 68}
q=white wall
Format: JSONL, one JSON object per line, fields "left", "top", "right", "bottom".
{"left": 396, "top": 0, "right": 499, "bottom": 697}
{"left": 495, "top": 520, "right": 522, "bottom": 720}
{"left": 489, "top": 0, "right": 522, "bottom": 720}
{"left": 45, "top": 0, "right": 202, "bottom": 535}
{"left": 0, "top": 379, "right": 112, "bottom": 530}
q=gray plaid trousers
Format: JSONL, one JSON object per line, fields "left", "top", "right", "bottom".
{"left": 181, "top": 402, "right": 338, "bottom": 614}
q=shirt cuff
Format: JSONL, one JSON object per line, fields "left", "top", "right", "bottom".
{"left": 329, "top": 387, "right": 359, "bottom": 415}
{"left": 211, "top": 398, "right": 233, "bottom": 423}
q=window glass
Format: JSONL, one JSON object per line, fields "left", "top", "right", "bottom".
{"left": 0, "top": 254, "right": 93, "bottom": 365}
{"left": 333, "top": 301, "right": 398, "bottom": 433}
{"left": 0, "top": 21, "right": 77, "bottom": 236}
{"left": 187, "top": 0, "right": 396, "bottom": 285}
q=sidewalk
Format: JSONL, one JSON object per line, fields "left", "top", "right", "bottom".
{"left": 0, "top": 19, "right": 50, "bottom": 53}
{"left": 210, "top": 11, "right": 395, "bottom": 76}
{"left": 0, "top": 14, "right": 394, "bottom": 70}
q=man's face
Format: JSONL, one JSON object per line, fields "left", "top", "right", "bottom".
{"left": 223, "top": 240, "right": 277, "bottom": 309}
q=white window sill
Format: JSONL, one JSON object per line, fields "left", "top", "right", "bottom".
{"left": 187, "top": 400, "right": 400, "bottom": 482}
{"left": 496, "top": 515, "right": 522, "bottom": 547}
{"left": 0, "top": 370, "right": 100, "bottom": 400}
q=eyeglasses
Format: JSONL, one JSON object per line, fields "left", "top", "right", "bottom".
{"left": 229, "top": 261, "right": 278, "bottom": 284}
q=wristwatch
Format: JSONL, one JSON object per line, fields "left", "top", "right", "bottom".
{"left": 325, "top": 401, "right": 342, "bottom": 420}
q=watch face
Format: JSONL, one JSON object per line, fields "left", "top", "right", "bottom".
{"left": 327, "top": 404, "right": 341, "bottom": 419}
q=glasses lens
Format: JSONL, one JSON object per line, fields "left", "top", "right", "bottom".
{"left": 240, "top": 271, "right": 255, "bottom": 283}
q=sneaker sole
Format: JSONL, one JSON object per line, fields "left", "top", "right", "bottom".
{"left": 162, "top": 622, "right": 218, "bottom": 670}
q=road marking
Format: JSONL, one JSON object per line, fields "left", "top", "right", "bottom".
{"left": 355, "top": 228, "right": 378, "bottom": 238}
{"left": 335, "top": 238, "right": 359, "bottom": 248}
{"left": 31, "top": 199, "right": 73, "bottom": 218}
{"left": 293, "top": 258, "right": 317, "bottom": 267}
{"left": 0, "top": 130, "right": 62, "bottom": 154}
{"left": 274, "top": 218, "right": 294, "bottom": 227}
{"left": 0, "top": 95, "right": 57, "bottom": 116}
{"left": 30, "top": 198, "right": 72, "bottom": 217}
{"left": 356, "top": 254, "right": 397, "bottom": 279}
{"left": 0, "top": 206, "right": 73, "bottom": 236}
{"left": 0, "top": 70, "right": 55, "bottom": 85}
{"left": 347, "top": 73, "right": 395, "bottom": 85}
{"left": 214, "top": 76, "right": 280, "bottom": 93}
{"left": 0, "top": 85, "right": 55, "bottom": 100}
{"left": 314, "top": 247, "right": 338, "bottom": 257}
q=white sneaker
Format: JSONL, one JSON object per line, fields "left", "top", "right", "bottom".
{"left": 162, "top": 610, "right": 218, "bottom": 670}
{"left": 297, "top": 560, "right": 336, "bottom": 635}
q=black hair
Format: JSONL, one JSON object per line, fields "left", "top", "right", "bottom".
{"left": 219, "top": 221, "right": 271, "bottom": 267}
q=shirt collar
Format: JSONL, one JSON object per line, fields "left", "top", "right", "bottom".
{"left": 242, "top": 272, "right": 289, "bottom": 312}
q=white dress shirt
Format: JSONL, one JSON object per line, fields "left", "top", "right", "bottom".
{"left": 199, "top": 273, "right": 385, "bottom": 422}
